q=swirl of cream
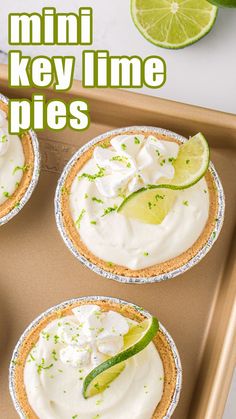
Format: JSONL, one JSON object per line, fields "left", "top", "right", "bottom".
{"left": 93, "top": 134, "right": 179, "bottom": 198}
{"left": 57, "top": 305, "right": 130, "bottom": 368}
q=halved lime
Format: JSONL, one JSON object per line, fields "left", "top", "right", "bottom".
{"left": 83, "top": 316, "right": 159, "bottom": 398}
{"left": 118, "top": 187, "right": 177, "bottom": 224}
{"left": 131, "top": 0, "right": 218, "bottom": 49}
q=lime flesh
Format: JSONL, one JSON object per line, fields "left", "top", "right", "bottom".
{"left": 169, "top": 132, "right": 210, "bottom": 189}
{"left": 118, "top": 187, "right": 177, "bottom": 224}
{"left": 83, "top": 316, "right": 159, "bottom": 398}
{"left": 131, "top": 0, "right": 218, "bottom": 49}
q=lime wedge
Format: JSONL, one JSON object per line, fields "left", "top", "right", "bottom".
{"left": 118, "top": 133, "right": 209, "bottom": 224}
{"left": 83, "top": 316, "right": 159, "bottom": 398}
{"left": 118, "top": 187, "right": 177, "bottom": 224}
{"left": 165, "top": 132, "right": 210, "bottom": 189}
{"left": 131, "top": 0, "right": 218, "bottom": 49}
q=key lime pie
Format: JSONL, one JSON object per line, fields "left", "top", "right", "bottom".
{"left": 55, "top": 126, "right": 224, "bottom": 283}
{"left": 0, "top": 94, "right": 40, "bottom": 225}
{"left": 10, "top": 296, "right": 182, "bottom": 419}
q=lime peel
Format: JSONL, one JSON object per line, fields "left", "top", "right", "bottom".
{"left": 82, "top": 316, "right": 159, "bottom": 398}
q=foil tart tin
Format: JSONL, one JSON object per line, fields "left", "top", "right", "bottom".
{"left": 0, "top": 93, "right": 40, "bottom": 226}
{"left": 55, "top": 126, "right": 225, "bottom": 284}
{"left": 9, "top": 296, "right": 182, "bottom": 419}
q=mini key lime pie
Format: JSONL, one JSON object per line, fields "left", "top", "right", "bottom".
{"left": 9, "top": 297, "right": 182, "bottom": 418}
{"left": 55, "top": 126, "right": 224, "bottom": 283}
{"left": 0, "top": 94, "right": 40, "bottom": 225}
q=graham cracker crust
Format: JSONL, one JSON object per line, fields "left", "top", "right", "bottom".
{"left": 0, "top": 100, "right": 35, "bottom": 220}
{"left": 12, "top": 299, "right": 179, "bottom": 418}
{"left": 60, "top": 130, "right": 219, "bottom": 278}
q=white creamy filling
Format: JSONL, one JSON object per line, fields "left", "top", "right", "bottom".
{"left": 0, "top": 109, "right": 25, "bottom": 205}
{"left": 69, "top": 134, "right": 209, "bottom": 270}
{"left": 24, "top": 305, "right": 164, "bottom": 419}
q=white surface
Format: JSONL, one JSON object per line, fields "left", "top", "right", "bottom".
{"left": 0, "top": 0, "right": 236, "bottom": 114}
{"left": 0, "top": 1, "right": 235, "bottom": 417}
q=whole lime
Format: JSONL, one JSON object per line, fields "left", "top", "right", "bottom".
{"left": 208, "top": 0, "right": 236, "bottom": 6}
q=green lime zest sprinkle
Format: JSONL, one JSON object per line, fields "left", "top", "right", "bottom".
{"left": 29, "top": 352, "right": 36, "bottom": 362}
{"left": 92, "top": 197, "right": 104, "bottom": 204}
{"left": 121, "top": 143, "right": 127, "bottom": 151}
{"left": 84, "top": 193, "right": 88, "bottom": 199}
{"left": 14, "top": 201, "right": 20, "bottom": 208}
{"left": 37, "top": 358, "right": 53, "bottom": 374}
{"left": 101, "top": 205, "right": 118, "bottom": 217}
{"left": 12, "top": 359, "right": 21, "bottom": 366}
{"left": 110, "top": 155, "right": 131, "bottom": 168}
{"left": 168, "top": 157, "right": 175, "bottom": 163}
{"left": 90, "top": 220, "right": 97, "bottom": 225}
{"left": 0, "top": 134, "right": 7, "bottom": 143}
{"left": 183, "top": 200, "right": 189, "bottom": 206}
{"left": 3, "top": 191, "right": 10, "bottom": 198}
{"left": 52, "top": 350, "right": 58, "bottom": 361}
{"left": 134, "top": 137, "right": 140, "bottom": 144}
{"left": 99, "top": 143, "right": 109, "bottom": 149}
{"left": 156, "top": 150, "right": 160, "bottom": 156}
{"left": 186, "top": 159, "right": 190, "bottom": 164}
{"left": 72, "top": 415, "right": 78, "bottom": 419}
{"left": 160, "top": 159, "right": 166, "bottom": 166}
{"left": 143, "top": 252, "right": 149, "bottom": 256}
{"left": 155, "top": 194, "right": 164, "bottom": 200}
{"left": 107, "top": 261, "right": 114, "bottom": 267}
{"left": 78, "top": 166, "right": 105, "bottom": 182}
{"left": 41, "top": 331, "right": 50, "bottom": 341}
{"left": 61, "top": 186, "right": 70, "bottom": 195}
{"left": 75, "top": 209, "right": 86, "bottom": 228}
{"left": 54, "top": 335, "right": 60, "bottom": 344}
{"left": 13, "top": 164, "right": 29, "bottom": 175}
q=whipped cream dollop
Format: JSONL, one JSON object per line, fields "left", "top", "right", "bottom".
{"left": 94, "top": 134, "right": 179, "bottom": 198}
{"left": 24, "top": 305, "right": 164, "bottom": 419}
{"left": 58, "top": 305, "right": 129, "bottom": 368}
{"left": 0, "top": 109, "right": 25, "bottom": 205}
{"left": 70, "top": 134, "right": 210, "bottom": 270}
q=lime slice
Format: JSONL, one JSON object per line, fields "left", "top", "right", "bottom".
{"left": 118, "top": 187, "right": 177, "bottom": 224}
{"left": 83, "top": 316, "right": 159, "bottom": 398}
{"left": 131, "top": 0, "right": 218, "bottom": 49}
{"left": 164, "top": 132, "right": 210, "bottom": 189}
{"left": 118, "top": 133, "right": 209, "bottom": 224}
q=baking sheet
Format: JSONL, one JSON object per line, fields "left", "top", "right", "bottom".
{"left": 0, "top": 64, "right": 236, "bottom": 419}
